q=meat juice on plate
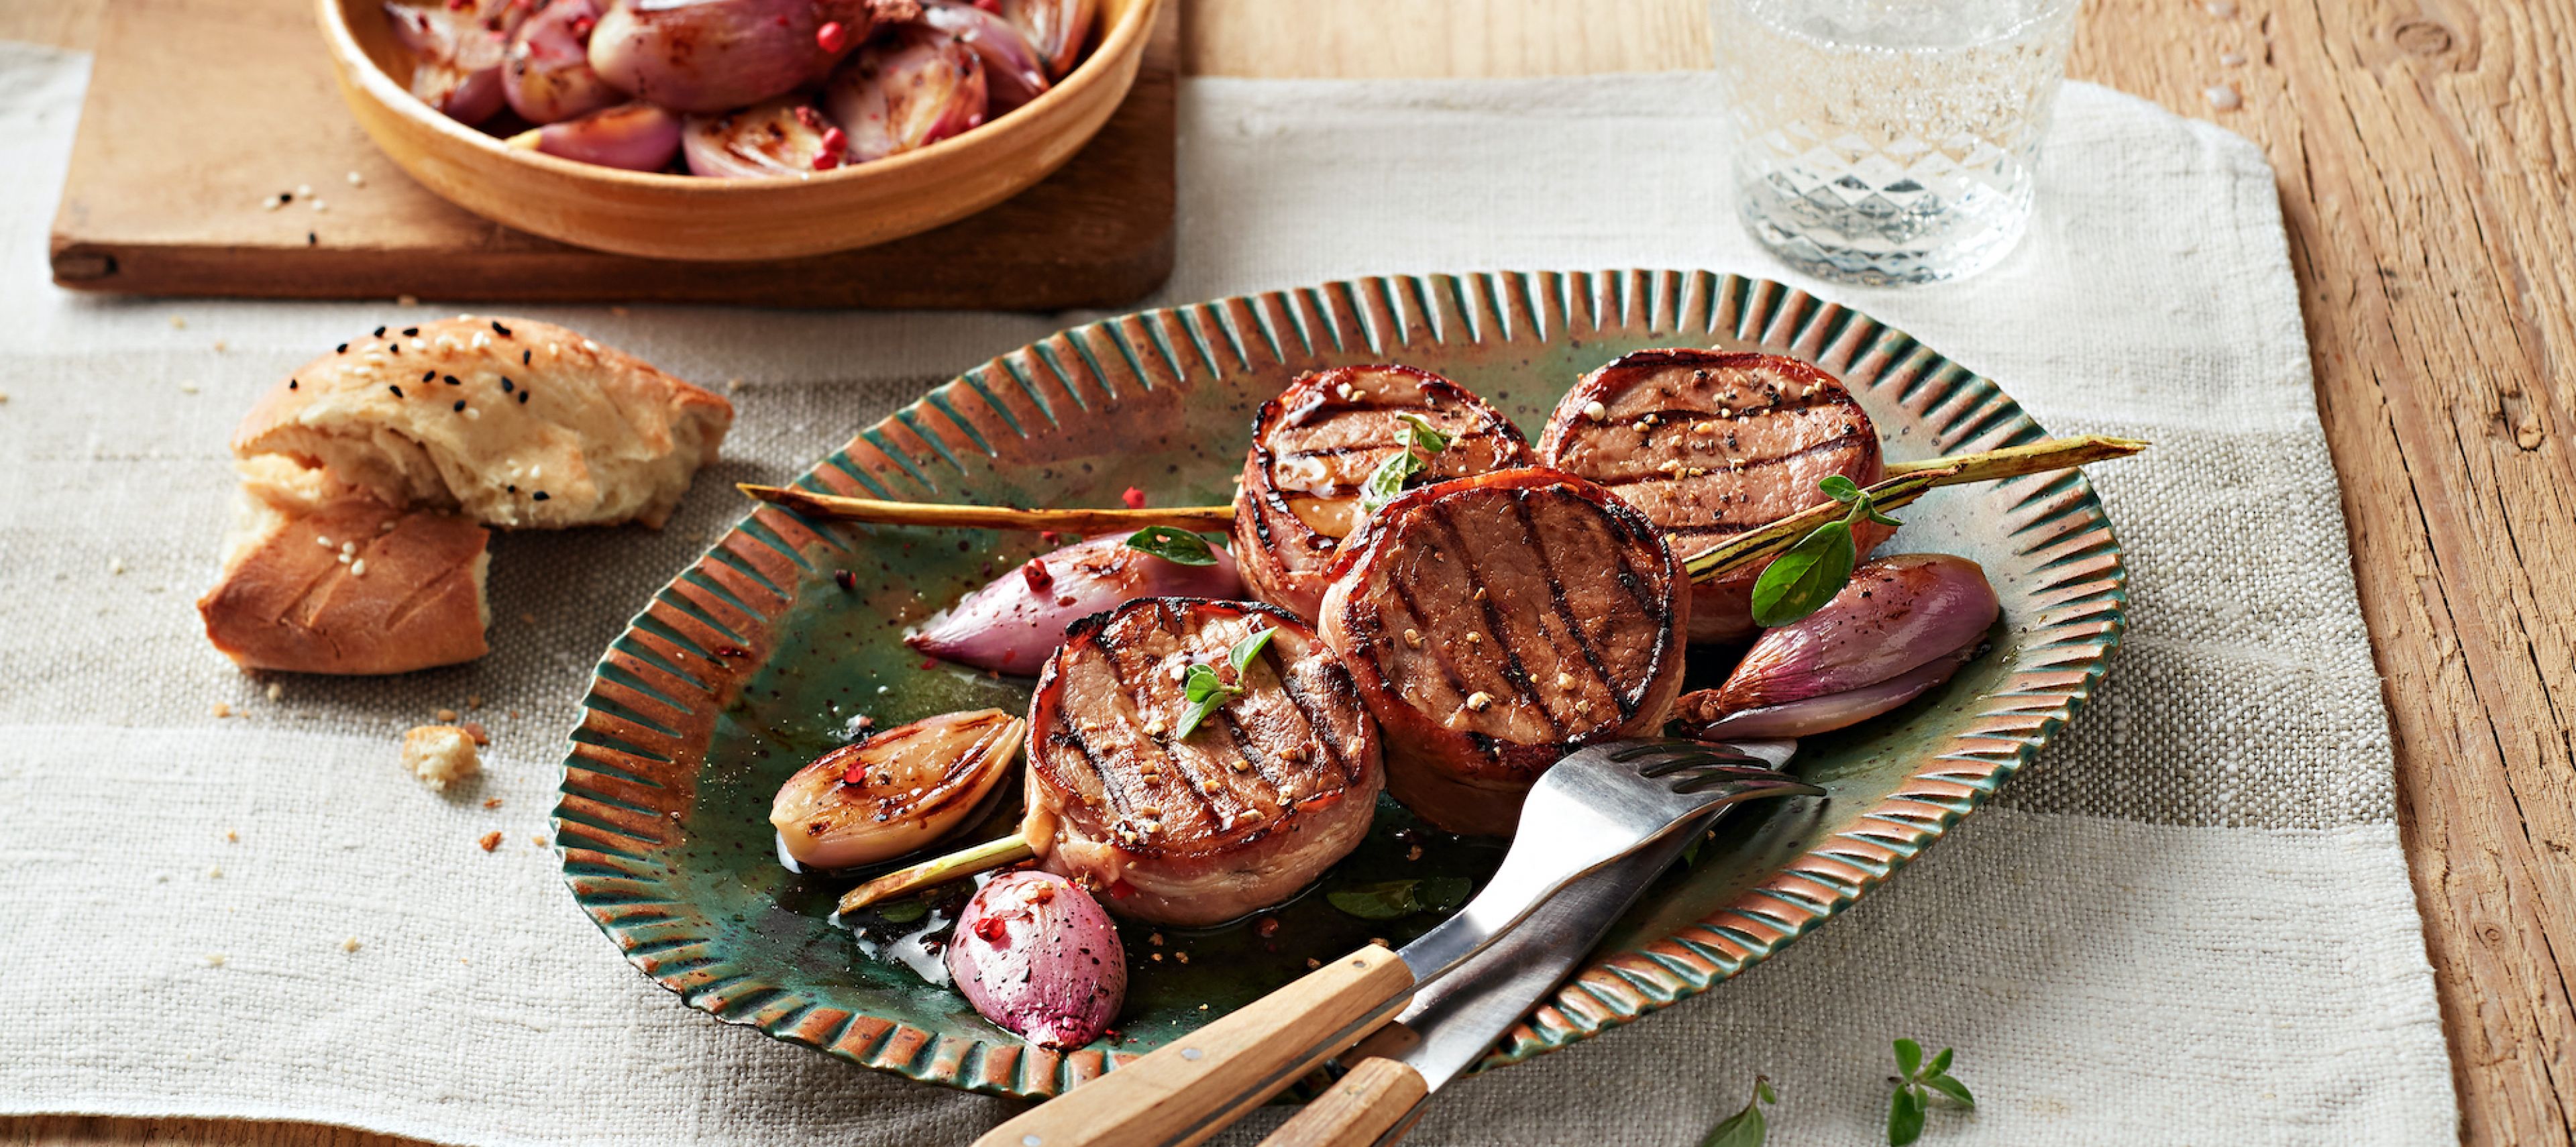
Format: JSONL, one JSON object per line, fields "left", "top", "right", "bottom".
{"left": 1712, "top": 0, "right": 2079, "bottom": 284}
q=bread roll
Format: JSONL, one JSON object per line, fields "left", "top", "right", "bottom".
{"left": 232, "top": 317, "right": 733, "bottom": 529}
{"left": 197, "top": 489, "right": 491, "bottom": 675}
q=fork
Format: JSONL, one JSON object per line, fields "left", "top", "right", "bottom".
{"left": 969, "top": 740, "right": 1825, "bottom": 1147}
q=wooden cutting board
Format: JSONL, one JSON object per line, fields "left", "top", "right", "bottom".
{"left": 45, "top": 0, "right": 1176, "bottom": 310}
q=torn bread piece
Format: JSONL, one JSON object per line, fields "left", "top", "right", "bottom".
{"left": 402, "top": 725, "right": 482, "bottom": 791}
{"left": 197, "top": 486, "right": 491, "bottom": 675}
{"left": 232, "top": 317, "right": 734, "bottom": 529}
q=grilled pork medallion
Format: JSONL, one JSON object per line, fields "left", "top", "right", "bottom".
{"left": 1539, "top": 349, "right": 1888, "bottom": 644}
{"left": 1022, "top": 598, "right": 1383, "bottom": 926}
{"left": 1316, "top": 468, "right": 1691, "bottom": 836}
{"left": 1234, "top": 366, "right": 1534, "bottom": 620}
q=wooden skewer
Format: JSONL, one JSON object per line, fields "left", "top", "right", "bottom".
{"left": 1681, "top": 434, "right": 2147, "bottom": 583}
{"left": 828, "top": 435, "right": 2145, "bottom": 910}
{"left": 746, "top": 435, "right": 2143, "bottom": 545}
{"left": 741, "top": 483, "right": 1235, "bottom": 534}
{"left": 837, "top": 832, "right": 1035, "bottom": 915}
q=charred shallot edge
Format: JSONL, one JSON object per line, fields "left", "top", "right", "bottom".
{"left": 945, "top": 871, "right": 1125, "bottom": 1049}
{"left": 769, "top": 709, "right": 1024, "bottom": 869}
{"left": 506, "top": 103, "right": 683, "bottom": 172}
{"left": 680, "top": 98, "right": 839, "bottom": 178}
{"left": 737, "top": 436, "right": 2146, "bottom": 588}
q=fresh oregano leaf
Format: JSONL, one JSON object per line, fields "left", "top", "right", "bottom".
{"left": 1326, "top": 879, "right": 1430, "bottom": 920}
{"left": 1415, "top": 875, "right": 1472, "bottom": 914}
{"left": 1356, "top": 414, "right": 1454, "bottom": 517}
{"left": 1888, "top": 1085, "right": 1925, "bottom": 1146}
{"left": 1893, "top": 1038, "right": 1923, "bottom": 1081}
{"left": 1172, "top": 627, "right": 1276, "bottom": 741}
{"left": 1921, "top": 1075, "right": 1974, "bottom": 1109}
{"left": 1819, "top": 474, "right": 1862, "bottom": 500}
{"left": 1748, "top": 520, "right": 1854, "bottom": 626}
{"left": 1697, "top": 1075, "right": 1778, "bottom": 1147}
{"left": 1925, "top": 1047, "right": 1953, "bottom": 1079}
{"left": 875, "top": 899, "right": 928, "bottom": 926}
{"left": 1125, "top": 525, "right": 1220, "bottom": 565}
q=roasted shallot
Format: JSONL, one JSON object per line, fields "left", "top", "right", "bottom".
{"left": 906, "top": 531, "right": 1243, "bottom": 676}
{"left": 1675, "top": 553, "right": 2000, "bottom": 740}
{"left": 770, "top": 708, "right": 1024, "bottom": 869}
{"left": 824, "top": 25, "right": 989, "bottom": 164}
{"left": 517, "top": 103, "right": 684, "bottom": 172}
{"left": 385, "top": 0, "right": 522, "bottom": 126}
{"left": 501, "top": 0, "right": 621, "bottom": 124}
{"left": 945, "top": 870, "right": 1125, "bottom": 1048}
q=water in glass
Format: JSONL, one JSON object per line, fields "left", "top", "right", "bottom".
{"left": 1714, "top": 0, "right": 2079, "bottom": 284}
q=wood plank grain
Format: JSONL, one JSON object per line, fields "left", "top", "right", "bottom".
{"left": 9, "top": 0, "right": 2576, "bottom": 1144}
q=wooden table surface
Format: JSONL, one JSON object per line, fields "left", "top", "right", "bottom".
{"left": 7, "top": 0, "right": 2572, "bottom": 1144}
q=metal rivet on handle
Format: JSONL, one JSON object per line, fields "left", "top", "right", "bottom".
{"left": 1022, "top": 1136, "right": 1042, "bottom": 1146}
{"left": 1180, "top": 1047, "right": 1203, "bottom": 1060}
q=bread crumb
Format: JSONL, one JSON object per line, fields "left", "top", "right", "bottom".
{"left": 206, "top": 865, "right": 223, "bottom": 879}
{"left": 1173, "top": 951, "right": 1189, "bottom": 964}
{"left": 224, "top": 829, "right": 238, "bottom": 843}
{"left": 204, "top": 954, "right": 226, "bottom": 967}
{"left": 178, "top": 382, "right": 199, "bottom": 394}
{"left": 477, "top": 830, "right": 503, "bottom": 852}
{"left": 436, "top": 708, "right": 458, "bottom": 722}
{"left": 396, "top": 294, "right": 419, "bottom": 306}
{"left": 169, "top": 315, "right": 187, "bottom": 329}
{"left": 266, "top": 682, "right": 283, "bottom": 702}
{"left": 402, "top": 725, "right": 482, "bottom": 791}
{"left": 519, "top": 612, "right": 537, "bottom": 625}
{"left": 483, "top": 798, "right": 503, "bottom": 810}
{"left": 462, "top": 722, "right": 489, "bottom": 745}
{"left": 211, "top": 702, "right": 232, "bottom": 718}
{"left": 341, "top": 937, "right": 362, "bottom": 952}
{"left": 531, "top": 834, "right": 547, "bottom": 846}
{"left": 466, "top": 694, "right": 484, "bottom": 710}
{"left": 109, "top": 557, "right": 125, "bottom": 575}
{"left": 1306, "top": 957, "right": 1322, "bottom": 969}
{"left": 1405, "top": 844, "right": 1423, "bottom": 861}
{"left": 609, "top": 307, "right": 629, "bottom": 317}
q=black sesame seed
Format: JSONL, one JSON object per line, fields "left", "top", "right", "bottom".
{"left": 388, "top": 344, "right": 400, "bottom": 355}
{"left": 289, "top": 379, "right": 299, "bottom": 390}
{"left": 373, "top": 325, "right": 385, "bottom": 337}
{"left": 517, "top": 390, "right": 529, "bottom": 404}
{"left": 390, "top": 385, "right": 404, "bottom": 397}
{"left": 521, "top": 349, "right": 531, "bottom": 366}
{"left": 500, "top": 376, "right": 514, "bottom": 393}
{"left": 443, "top": 374, "right": 460, "bottom": 386}
{"left": 334, "top": 343, "right": 347, "bottom": 354}
{"left": 422, "top": 370, "right": 435, "bottom": 382}
{"left": 491, "top": 321, "right": 512, "bottom": 337}
{"left": 453, "top": 400, "right": 466, "bottom": 412}
{"left": 507, "top": 484, "right": 517, "bottom": 493}
{"left": 532, "top": 491, "right": 549, "bottom": 501}
{"left": 402, "top": 327, "right": 419, "bottom": 337}
{"left": 306, "top": 232, "right": 317, "bottom": 246}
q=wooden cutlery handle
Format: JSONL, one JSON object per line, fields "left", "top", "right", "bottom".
{"left": 1257, "top": 1057, "right": 1430, "bottom": 1147}
{"left": 972, "top": 945, "right": 1416, "bottom": 1147}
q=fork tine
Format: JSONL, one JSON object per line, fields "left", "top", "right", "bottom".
{"left": 1671, "top": 772, "right": 1827, "bottom": 798}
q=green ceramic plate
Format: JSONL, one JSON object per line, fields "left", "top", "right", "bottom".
{"left": 553, "top": 270, "right": 2127, "bottom": 1098}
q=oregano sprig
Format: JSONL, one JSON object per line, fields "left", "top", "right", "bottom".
{"left": 1124, "top": 525, "right": 1220, "bottom": 565}
{"left": 1698, "top": 1076, "right": 1779, "bottom": 1147}
{"left": 1356, "top": 414, "right": 1452, "bottom": 516}
{"left": 1748, "top": 474, "right": 1905, "bottom": 627}
{"left": 1171, "top": 625, "right": 1277, "bottom": 740}
{"left": 1886, "top": 1038, "right": 1974, "bottom": 1146}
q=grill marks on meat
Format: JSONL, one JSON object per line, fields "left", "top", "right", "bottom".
{"left": 1538, "top": 349, "right": 1887, "bottom": 643}
{"left": 1022, "top": 598, "right": 1382, "bottom": 926}
{"left": 1318, "top": 468, "right": 1688, "bottom": 836}
{"left": 1234, "top": 366, "right": 1533, "bottom": 620}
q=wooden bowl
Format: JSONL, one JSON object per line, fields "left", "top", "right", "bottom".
{"left": 317, "top": 0, "right": 1161, "bottom": 261}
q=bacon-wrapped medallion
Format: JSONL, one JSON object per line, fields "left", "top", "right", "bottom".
{"left": 1315, "top": 468, "right": 1690, "bottom": 836}
{"left": 1234, "top": 366, "right": 1533, "bottom": 620}
{"left": 1022, "top": 598, "right": 1383, "bottom": 926}
{"left": 1540, "top": 349, "right": 1887, "bottom": 644}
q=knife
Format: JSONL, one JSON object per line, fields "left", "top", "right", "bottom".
{"left": 1250, "top": 818, "right": 1709, "bottom": 1147}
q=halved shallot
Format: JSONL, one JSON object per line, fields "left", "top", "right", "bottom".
{"left": 681, "top": 98, "right": 838, "bottom": 177}
{"left": 920, "top": 1, "right": 1051, "bottom": 113}
{"left": 824, "top": 25, "right": 988, "bottom": 163}
{"left": 586, "top": 0, "right": 914, "bottom": 114}
{"left": 906, "top": 531, "right": 1243, "bottom": 675}
{"left": 1674, "top": 553, "right": 2000, "bottom": 740}
{"left": 502, "top": 0, "right": 620, "bottom": 125}
{"left": 945, "top": 870, "right": 1125, "bottom": 1048}
{"left": 999, "top": 0, "right": 1096, "bottom": 78}
{"left": 769, "top": 708, "right": 1025, "bottom": 869}
{"left": 384, "top": 0, "right": 523, "bottom": 126}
